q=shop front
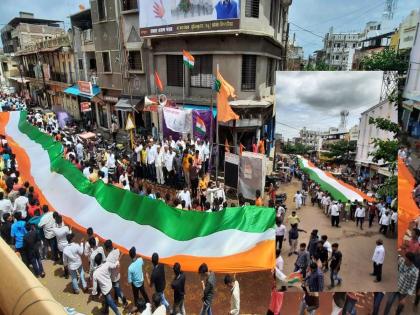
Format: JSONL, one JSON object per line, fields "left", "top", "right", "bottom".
{"left": 114, "top": 95, "right": 146, "bottom": 134}
{"left": 63, "top": 81, "right": 101, "bottom": 127}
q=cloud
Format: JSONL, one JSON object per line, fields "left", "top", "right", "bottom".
{"left": 275, "top": 71, "right": 383, "bottom": 139}
{"left": 289, "top": 0, "right": 419, "bottom": 57}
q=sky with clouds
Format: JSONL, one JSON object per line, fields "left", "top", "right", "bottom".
{"left": 0, "top": 0, "right": 90, "bottom": 31}
{"left": 275, "top": 71, "right": 383, "bottom": 140}
{"left": 289, "top": 0, "right": 420, "bottom": 57}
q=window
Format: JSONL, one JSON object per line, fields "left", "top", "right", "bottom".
{"left": 241, "top": 55, "right": 256, "bottom": 91}
{"left": 190, "top": 55, "right": 213, "bottom": 88}
{"left": 89, "top": 58, "right": 97, "bottom": 70}
{"left": 121, "top": 0, "right": 137, "bottom": 11}
{"left": 269, "top": 0, "right": 275, "bottom": 26}
{"left": 335, "top": 55, "right": 339, "bottom": 60}
{"left": 166, "top": 55, "right": 183, "bottom": 87}
{"left": 245, "top": 0, "right": 259, "bottom": 18}
{"left": 78, "top": 59, "right": 84, "bottom": 70}
{"left": 102, "top": 51, "right": 111, "bottom": 72}
{"left": 98, "top": 0, "right": 106, "bottom": 21}
{"left": 266, "top": 58, "right": 274, "bottom": 87}
{"left": 127, "top": 51, "right": 142, "bottom": 71}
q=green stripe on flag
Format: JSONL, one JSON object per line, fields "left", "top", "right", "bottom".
{"left": 298, "top": 159, "right": 348, "bottom": 202}
{"left": 17, "top": 112, "right": 275, "bottom": 241}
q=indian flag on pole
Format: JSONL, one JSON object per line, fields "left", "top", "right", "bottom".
{"left": 183, "top": 50, "right": 195, "bottom": 69}
{"left": 286, "top": 271, "right": 303, "bottom": 285}
{"left": 195, "top": 115, "right": 206, "bottom": 136}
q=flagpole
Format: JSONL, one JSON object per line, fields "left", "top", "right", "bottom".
{"left": 183, "top": 62, "right": 185, "bottom": 106}
{"left": 209, "top": 76, "right": 214, "bottom": 177}
{"left": 215, "top": 64, "right": 220, "bottom": 181}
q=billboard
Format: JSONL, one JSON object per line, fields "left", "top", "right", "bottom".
{"left": 140, "top": 0, "right": 240, "bottom": 36}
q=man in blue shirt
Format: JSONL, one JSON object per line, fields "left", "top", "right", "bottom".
{"left": 215, "top": 0, "right": 239, "bottom": 19}
{"left": 11, "top": 212, "right": 28, "bottom": 264}
{"left": 128, "top": 246, "right": 149, "bottom": 308}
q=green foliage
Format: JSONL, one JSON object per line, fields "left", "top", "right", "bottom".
{"left": 304, "top": 61, "right": 330, "bottom": 71}
{"left": 324, "top": 140, "right": 356, "bottom": 164}
{"left": 178, "top": 0, "right": 192, "bottom": 13}
{"left": 282, "top": 143, "right": 312, "bottom": 155}
{"left": 360, "top": 49, "right": 409, "bottom": 74}
{"left": 368, "top": 117, "right": 400, "bottom": 135}
{"left": 376, "top": 175, "right": 397, "bottom": 199}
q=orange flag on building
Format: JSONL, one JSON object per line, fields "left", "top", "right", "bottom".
{"left": 216, "top": 70, "right": 239, "bottom": 122}
{"left": 154, "top": 71, "right": 164, "bottom": 92}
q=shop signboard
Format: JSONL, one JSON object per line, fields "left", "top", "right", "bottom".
{"left": 80, "top": 102, "right": 91, "bottom": 112}
{"left": 78, "top": 81, "right": 93, "bottom": 96}
{"left": 139, "top": 0, "right": 240, "bottom": 36}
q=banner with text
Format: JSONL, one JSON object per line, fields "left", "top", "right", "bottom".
{"left": 140, "top": 0, "right": 240, "bottom": 36}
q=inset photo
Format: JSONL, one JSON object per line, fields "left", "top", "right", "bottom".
{"left": 273, "top": 71, "right": 398, "bottom": 292}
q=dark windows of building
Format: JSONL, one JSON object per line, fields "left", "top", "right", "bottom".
{"left": 89, "top": 58, "right": 97, "bottom": 70}
{"left": 2, "top": 62, "right": 8, "bottom": 72}
{"left": 266, "top": 58, "right": 274, "bottom": 87}
{"left": 241, "top": 55, "right": 257, "bottom": 91}
{"left": 121, "top": 0, "right": 138, "bottom": 11}
{"left": 102, "top": 51, "right": 111, "bottom": 72}
{"left": 78, "top": 59, "right": 84, "bottom": 70}
{"left": 190, "top": 55, "right": 213, "bottom": 88}
{"left": 166, "top": 55, "right": 183, "bottom": 87}
{"left": 97, "top": 0, "right": 107, "bottom": 21}
{"left": 245, "top": 0, "right": 259, "bottom": 18}
{"left": 127, "top": 51, "right": 142, "bottom": 71}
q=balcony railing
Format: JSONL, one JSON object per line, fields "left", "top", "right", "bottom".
{"left": 121, "top": 0, "right": 138, "bottom": 11}
{"left": 50, "top": 71, "right": 75, "bottom": 84}
{"left": 82, "top": 29, "right": 93, "bottom": 43}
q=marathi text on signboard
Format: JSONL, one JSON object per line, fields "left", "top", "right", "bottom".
{"left": 139, "top": 0, "right": 240, "bottom": 36}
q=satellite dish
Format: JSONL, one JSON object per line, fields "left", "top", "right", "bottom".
{"left": 158, "top": 94, "right": 167, "bottom": 106}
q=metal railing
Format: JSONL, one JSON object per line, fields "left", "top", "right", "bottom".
{"left": 50, "top": 71, "right": 75, "bottom": 84}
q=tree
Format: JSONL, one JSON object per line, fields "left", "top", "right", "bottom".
{"left": 324, "top": 140, "right": 357, "bottom": 164}
{"left": 360, "top": 49, "right": 409, "bottom": 74}
{"left": 282, "top": 143, "right": 312, "bottom": 155}
{"left": 368, "top": 117, "right": 399, "bottom": 199}
{"left": 304, "top": 61, "right": 330, "bottom": 71}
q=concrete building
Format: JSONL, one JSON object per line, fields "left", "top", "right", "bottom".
{"left": 349, "top": 124, "right": 359, "bottom": 142}
{"left": 145, "top": 0, "right": 292, "bottom": 154}
{"left": 355, "top": 100, "right": 397, "bottom": 177}
{"left": 299, "top": 127, "right": 320, "bottom": 149}
{"left": 401, "top": 20, "right": 420, "bottom": 136}
{"left": 16, "top": 33, "right": 78, "bottom": 110}
{"left": 397, "top": 9, "right": 420, "bottom": 53}
{"left": 323, "top": 27, "right": 360, "bottom": 70}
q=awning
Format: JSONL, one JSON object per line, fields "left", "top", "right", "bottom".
{"left": 9, "top": 77, "right": 31, "bottom": 83}
{"left": 115, "top": 97, "right": 143, "bottom": 112}
{"left": 64, "top": 85, "right": 101, "bottom": 99}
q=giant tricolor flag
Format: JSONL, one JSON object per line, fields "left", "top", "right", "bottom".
{"left": 182, "top": 50, "right": 195, "bottom": 69}
{"left": 298, "top": 156, "right": 375, "bottom": 203}
{"left": 0, "top": 111, "right": 275, "bottom": 273}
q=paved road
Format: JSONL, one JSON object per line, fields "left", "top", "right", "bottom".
{"left": 280, "top": 179, "right": 398, "bottom": 292}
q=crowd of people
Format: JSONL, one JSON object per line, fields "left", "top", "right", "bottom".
{"left": 0, "top": 93, "right": 28, "bottom": 112}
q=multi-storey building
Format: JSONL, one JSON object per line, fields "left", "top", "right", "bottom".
{"left": 299, "top": 127, "right": 320, "bottom": 149}
{"left": 355, "top": 100, "right": 397, "bottom": 177}
{"left": 323, "top": 27, "right": 360, "bottom": 70}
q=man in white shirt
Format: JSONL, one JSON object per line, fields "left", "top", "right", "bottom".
{"left": 83, "top": 165, "right": 91, "bottom": 178}
{"left": 38, "top": 206, "right": 58, "bottom": 261}
{"left": 379, "top": 211, "right": 390, "bottom": 236}
{"left": 164, "top": 146, "right": 176, "bottom": 186}
{"left": 104, "top": 240, "right": 128, "bottom": 307}
{"left": 294, "top": 191, "right": 303, "bottom": 210}
{"left": 275, "top": 220, "right": 286, "bottom": 252}
{"left": 147, "top": 141, "right": 157, "bottom": 181}
{"left": 91, "top": 253, "right": 121, "bottom": 315}
{"left": 155, "top": 145, "right": 165, "bottom": 185}
{"left": 63, "top": 233, "right": 87, "bottom": 294}
{"left": 152, "top": 292, "right": 166, "bottom": 315}
{"left": 0, "top": 192, "right": 13, "bottom": 220}
{"left": 330, "top": 201, "right": 340, "bottom": 227}
{"left": 13, "top": 188, "right": 28, "bottom": 219}
{"left": 88, "top": 237, "right": 105, "bottom": 283}
{"left": 76, "top": 141, "right": 84, "bottom": 161}
{"left": 178, "top": 187, "right": 192, "bottom": 209}
{"left": 355, "top": 205, "right": 365, "bottom": 230}
{"left": 390, "top": 209, "right": 398, "bottom": 237}
{"left": 52, "top": 215, "right": 70, "bottom": 276}
{"left": 224, "top": 275, "right": 240, "bottom": 315}
{"left": 371, "top": 239, "right": 385, "bottom": 282}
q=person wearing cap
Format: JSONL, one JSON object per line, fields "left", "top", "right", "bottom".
{"left": 330, "top": 201, "right": 340, "bottom": 228}
{"left": 155, "top": 144, "right": 165, "bottom": 185}
{"left": 371, "top": 239, "right": 385, "bottom": 282}
{"left": 128, "top": 246, "right": 149, "bottom": 306}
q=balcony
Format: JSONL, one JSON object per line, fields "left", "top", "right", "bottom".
{"left": 82, "top": 29, "right": 93, "bottom": 44}
{"left": 50, "top": 71, "right": 75, "bottom": 85}
{"left": 121, "top": 0, "right": 138, "bottom": 12}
